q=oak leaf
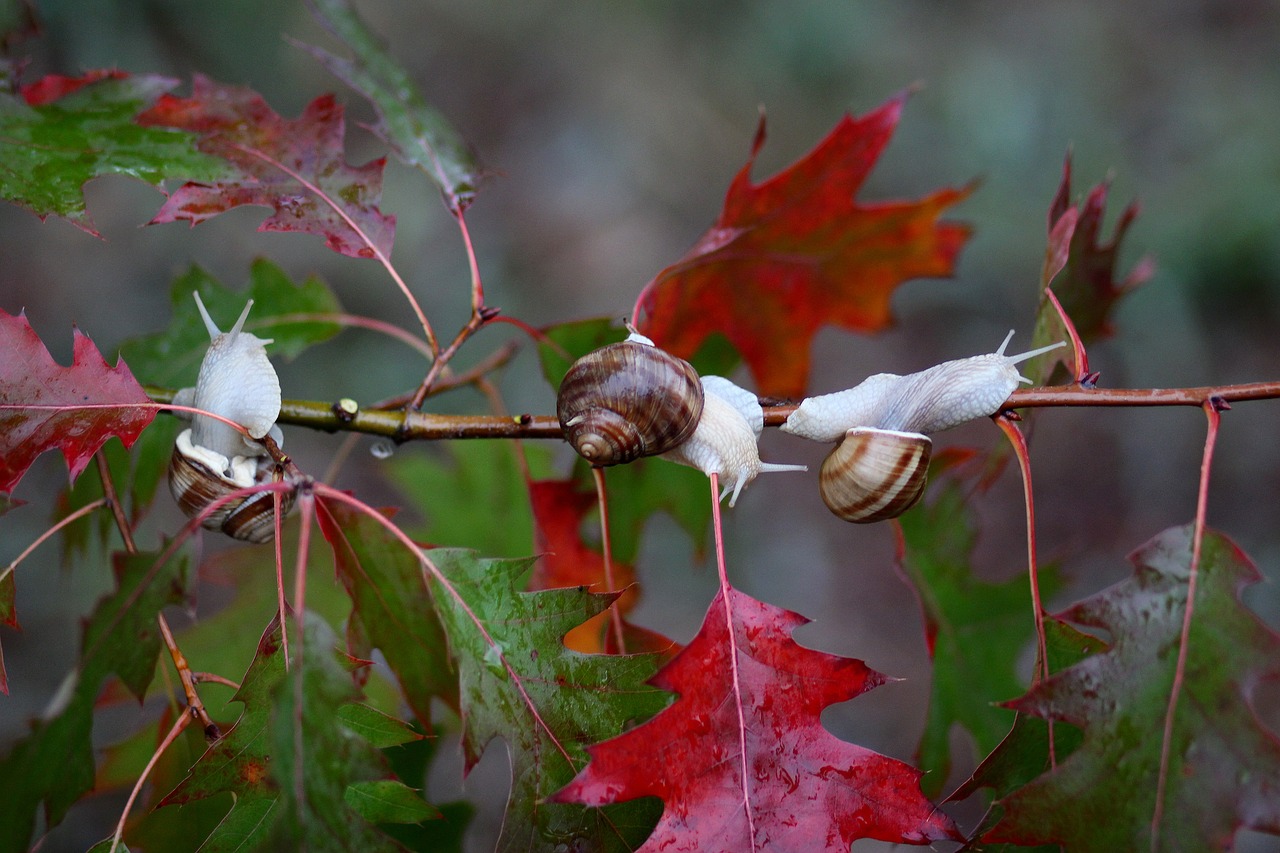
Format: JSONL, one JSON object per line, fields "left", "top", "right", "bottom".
{"left": 634, "top": 94, "right": 971, "bottom": 398}
{"left": 426, "top": 549, "right": 668, "bottom": 851}
{"left": 137, "top": 74, "right": 396, "bottom": 260}
{"left": 986, "top": 524, "right": 1280, "bottom": 851}
{"left": 0, "top": 308, "right": 155, "bottom": 494}
{"left": 553, "top": 585, "right": 960, "bottom": 851}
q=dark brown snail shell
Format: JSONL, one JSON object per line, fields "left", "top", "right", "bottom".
{"left": 168, "top": 438, "right": 296, "bottom": 543}
{"left": 818, "top": 427, "right": 931, "bottom": 523}
{"left": 556, "top": 339, "right": 704, "bottom": 466}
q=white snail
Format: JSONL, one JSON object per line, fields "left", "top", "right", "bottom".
{"left": 659, "top": 375, "right": 806, "bottom": 507}
{"left": 167, "top": 293, "right": 293, "bottom": 542}
{"left": 781, "top": 331, "right": 1063, "bottom": 522}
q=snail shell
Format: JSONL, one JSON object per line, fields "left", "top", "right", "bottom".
{"left": 169, "top": 428, "right": 295, "bottom": 543}
{"left": 167, "top": 293, "right": 292, "bottom": 542}
{"left": 556, "top": 332, "right": 704, "bottom": 466}
{"left": 818, "top": 428, "right": 931, "bottom": 523}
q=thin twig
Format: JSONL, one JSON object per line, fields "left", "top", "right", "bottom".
{"left": 94, "top": 454, "right": 221, "bottom": 740}
{"left": 106, "top": 711, "right": 192, "bottom": 853}
{"left": 139, "top": 380, "right": 1280, "bottom": 443}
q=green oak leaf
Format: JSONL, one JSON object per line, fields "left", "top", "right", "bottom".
{"left": 897, "top": 477, "right": 1061, "bottom": 796}
{"left": 425, "top": 549, "right": 668, "bottom": 852}
{"left": 119, "top": 259, "right": 343, "bottom": 389}
{"left": 0, "top": 74, "right": 230, "bottom": 231}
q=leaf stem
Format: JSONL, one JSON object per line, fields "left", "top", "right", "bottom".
{"left": 709, "top": 472, "right": 759, "bottom": 850}
{"left": 1151, "top": 399, "right": 1222, "bottom": 849}
{"left": 107, "top": 710, "right": 192, "bottom": 853}
{"left": 229, "top": 141, "right": 438, "bottom": 355}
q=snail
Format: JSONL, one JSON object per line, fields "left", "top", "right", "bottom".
{"left": 782, "top": 331, "right": 1064, "bottom": 522}
{"left": 660, "top": 375, "right": 807, "bottom": 506}
{"left": 167, "top": 292, "right": 294, "bottom": 543}
{"left": 556, "top": 331, "right": 804, "bottom": 504}
{"left": 557, "top": 330, "right": 704, "bottom": 466}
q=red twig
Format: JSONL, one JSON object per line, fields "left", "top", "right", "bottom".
{"left": 709, "top": 472, "right": 758, "bottom": 849}
{"left": 1151, "top": 399, "right": 1223, "bottom": 849}
{"left": 228, "top": 141, "right": 438, "bottom": 355}
{"left": 105, "top": 710, "right": 192, "bottom": 853}
{"left": 994, "top": 415, "right": 1054, "bottom": 766}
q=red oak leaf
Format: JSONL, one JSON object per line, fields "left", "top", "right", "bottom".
{"left": 633, "top": 94, "right": 971, "bottom": 399}
{"left": 553, "top": 586, "right": 959, "bottom": 850}
{"left": 136, "top": 74, "right": 395, "bottom": 260}
{"left": 0, "top": 309, "right": 155, "bottom": 493}
{"left": 1046, "top": 155, "right": 1153, "bottom": 340}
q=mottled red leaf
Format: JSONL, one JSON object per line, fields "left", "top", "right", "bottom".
{"left": 633, "top": 94, "right": 971, "bottom": 398}
{"left": 987, "top": 525, "right": 1280, "bottom": 851}
{"left": 137, "top": 74, "right": 395, "bottom": 259}
{"left": 553, "top": 586, "right": 959, "bottom": 850}
{"left": 0, "top": 309, "right": 155, "bottom": 493}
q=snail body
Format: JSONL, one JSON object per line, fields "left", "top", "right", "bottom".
{"left": 557, "top": 331, "right": 703, "bottom": 466}
{"left": 167, "top": 293, "right": 292, "bottom": 543}
{"left": 660, "top": 375, "right": 806, "bottom": 507}
{"left": 783, "top": 332, "right": 1063, "bottom": 522}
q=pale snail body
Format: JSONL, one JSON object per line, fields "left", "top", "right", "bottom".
{"left": 660, "top": 375, "right": 806, "bottom": 507}
{"left": 783, "top": 332, "right": 1064, "bottom": 523}
{"left": 557, "top": 331, "right": 703, "bottom": 466}
{"left": 167, "top": 293, "right": 293, "bottom": 543}
{"left": 556, "top": 334, "right": 804, "bottom": 505}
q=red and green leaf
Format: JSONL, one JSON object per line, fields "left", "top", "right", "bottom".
{"left": 985, "top": 524, "right": 1280, "bottom": 851}
{"left": 634, "top": 94, "right": 971, "bottom": 398}
{"left": 554, "top": 586, "right": 960, "bottom": 850}
{"left": 425, "top": 549, "right": 669, "bottom": 851}
{"left": 0, "top": 72, "right": 229, "bottom": 231}
{"left": 1027, "top": 155, "right": 1154, "bottom": 385}
{"left": 0, "top": 308, "right": 155, "bottom": 494}
{"left": 137, "top": 74, "right": 396, "bottom": 260}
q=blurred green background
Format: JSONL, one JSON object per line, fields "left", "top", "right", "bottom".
{"left": 2, "top": 0, "right": 1278, "bottom": 849}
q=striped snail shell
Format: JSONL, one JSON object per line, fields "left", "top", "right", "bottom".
{"left": 557, "top": 331, "right": 704, "bottom": 466}
{"left": 167, "top": 292, "right": 293, "bottom": 542}
{"left": 784, "top": 331, "right": 1064, "bottom": 523}
{"left": 818, "top": 428, "right": 931, "bottom": 523}
{"left": 169, "top": 429, "right": 295, "bottom": 543}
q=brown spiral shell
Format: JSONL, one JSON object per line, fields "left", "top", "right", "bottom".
{"left": 818, "top": 427, "right": 931, "bottom": 523}
{"left": 556, "top": 339, "right": 704, "bottom": 466}
{"left": 168, "top": 441, "right": 295, "bottom": 543}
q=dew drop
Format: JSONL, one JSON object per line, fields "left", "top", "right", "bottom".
{"left": 370, "top": 440, "right": 395, "bottom": 459}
